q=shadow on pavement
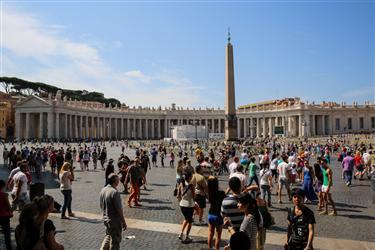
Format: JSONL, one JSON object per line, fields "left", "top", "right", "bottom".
{"left": 141, "top": 198, "right": 172, "bottom": 204}
{"left": 339, "top": 214, "right": 375, "bottom": 220}
{"left": 335, "top": 202, "right": 367, "bottom": 209}
{"left": 149, "top": 183, "right": 170, "bottom": 187}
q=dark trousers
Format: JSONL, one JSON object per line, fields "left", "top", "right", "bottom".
{"left": 344, "top": 170, "right": 353, "bottom": 185}
{"left": 248, "top": 175, "right": 259, "bottom": 186}
{"left": 61, "top": 189, "right": 72, "bottom": 216}
{"left": 261, "top": 185, "right": 271, "bottom": 205}
{"left": 0, "top": 216, "right": 12, "bottom": 250}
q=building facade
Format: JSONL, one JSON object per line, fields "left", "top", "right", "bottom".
{"left": 0, "top": 92, "right": 20, "bottom": 140}
{"left": 14, "top": 92, "right": 375, "bottom": 140}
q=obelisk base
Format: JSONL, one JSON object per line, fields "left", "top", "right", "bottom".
{"left": 225, "top": 116, "right": 238, "bottom": 142}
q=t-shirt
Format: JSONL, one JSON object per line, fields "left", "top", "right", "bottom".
{"left": 278, "top": 161, "right": 291, "bottom": 179}
{"left": 100, "top": 185, "right": 123, "bottom": 225}
{"left": 362, "top": 153, "right": 371, "bottom": 164}
{"left": 270, "top": 158, "right": 278, "bottom": 170}
{"left": 179, "top": 182, "right": 195, "bottom": 208}
{"left": 249, "top": 163, "right": 257, "bottom": 177}
{"left": 221, "top": 194, "right": 244, "bottom": 231}
{"left": 59, "top": 171, "right": 72, "bottom": 190}
{"left": 230, "top": 172, "right": 246, "bottom": 189}
{"left": 191, "top": 173, "right": 207, "bottom": 196}
{"left": 228, "top": 162, "right": 238, "bottom": 176}
{"left": 240, "top": 214, "right": 257, "bottom": 250}
{"left": 287, "top": 206, "right": 316, "bottom": 246}
{"left": 259, "top": 169, "right": 271, "bottom": 186}
{"left": 12, "top": 171, "right": 28, "bottom": 195}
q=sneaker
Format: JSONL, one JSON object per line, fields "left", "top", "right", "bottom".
{"left": 183, "top": 237, "right": 192, "bottom": 243}
{"left": 61, "top": 215, "right": 70, "bottom": 219}
{"left": 329, "top": 211, "right": 337, "bottom": 216}
{"left": 68, "top": 213, "right": 75, "bottom": 217}
{"left": 178, "top": 233, "right": 184, "bottom": 240}
{"left": 319, "top": 211, "right": 328, "bottom": 215}
{"left": 134, "top": 203, "right": 142, "bottom": 207}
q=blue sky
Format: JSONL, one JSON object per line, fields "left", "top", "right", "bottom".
{"left": 1, "top": 1, "right": 374, "bottom": 108}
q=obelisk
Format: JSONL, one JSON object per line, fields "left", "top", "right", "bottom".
{"left": 225, "top": 30, "right": 238, "bottom": 141}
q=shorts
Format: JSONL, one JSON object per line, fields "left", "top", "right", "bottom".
{"left": 180, "top": 206, "right": 194, "bottom": 223}
{"left": 195, "top": 194, "right": 206, "bottom": 209}
{"left": 279, "top": 177, "right": 290, "bottom": 189}
{"left": 322, "top": 185, "right": 330, "bottom": 193}
{"left": 207, "top": 214, "right": 223, "bottom": 226}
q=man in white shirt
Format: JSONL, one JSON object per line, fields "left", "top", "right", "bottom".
{"left": 228, "top": 157, "right": 240, "bottom": 176}
{"left": 11, "top": 163, "right": 29, "bottom": 211}
{"left": 230, "top": 164, "right": 247, "bottom": 190}
{"left": 259, "top": 165, "right": 273, "bottom": 206}
{"left": 277, "top": 154, "right": 291, "bottom": 204}
{"left": 362, "top": 151, "right": 372, "bottom": 179}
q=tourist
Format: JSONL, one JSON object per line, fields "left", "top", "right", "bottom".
{"left": 92, "top": 149, "right": 98, "bottom": 170}
{"left": 170, "top": 151, "right": 175, "bottom": 168}
{"left": 221, "top": 177, "right": 244, "bottom": 232}
{"left": 126, "top": 160, "right": 144, "bottom": 207}
{"left": 99, "top": 147, "right": 107, "bottom": 170}
{"left": 0, "top": 179, "right": 12, "bottom": 250}
{"left": 302, "top": 160, "right": 317, "bottom": 203}
{"left": 270, "top": 153, "right": 279, "bottom": 184}
{"left": 259, "top": 163, "right": 273, "bottom": 207}
{"left": 82, "top": 150, "right": 90, "bottom": 171}
{"left": 100, "top": 174, "right": 127, "bottom": 250}
{"left": 248, "top": 157, "right": 259, "bottom": 186}
{"left": 3, "top": 147, "right": 9, "bottom": 169}
{"left": 160, "top": 150, "right": 165, "bottom": 167}
{"left": 362, "top": 150, "right": 372, "bottom": 179}
{"left": 59, "top": 162, "right": 75, "bottom": 219}
{"left": 177, "top": 170, "right": 195, "bottom": 243}
{"left": 151, "top": 147, "right": 158, "bottom": 168}
{"left": 230, "top": 164, "right": 247, "bottom": 190}
{"left": 277, "top": 154, "right": 291, "bottom": 204}
{"left": 319, "top": 159, "right": 337, "bottom": 216}
{"left": 207, "top": 176, "right": 226, "bottom": 250}
{"left": 104, "top": 159, "right": 115, "bottom": 186}
{"left": 285, "top": 188, "right": 315, "bottom": 250}
{"left": 49, "top": 150, "right": 57, "bottom": 177}
{"left": 118, "top": 160, "right": 129, "bottom": 193}
{"left": 229, "top": 157, "right": 240, "bottom": 175}
{"left": 15, "top": 203, "right": 39, "bottom": 249}
{"left": 313, "top": 163, "right": 324, "bottom": 211}
{"left": 342, "top": 151, "right": 354, "bottom": 186}
{"left": 140, "top": 150, "right": 150, "bottom": 190}
{"left": 191, "top": 164, "right": 207, "bottom": 225}
{"left": 34, "top": 195, "right": 65, "bottom": 250}
{"left": 11, "top": 163, "right": 30, "bottom": 211}
{"left": 225, "top": 193, "right": 260, "bottom": 250}
{"left": 56, "top": 150, "right": 64, "bottom": 174}
{"left": 354, "top": 151, "right": 364, "bottom": 180}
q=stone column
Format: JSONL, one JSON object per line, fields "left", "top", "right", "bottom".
{"left": 151, "top": 119, "right": 155, "bottom": 138}
{"left": 262, "top": 118, "right": 266, "bottom": 138}
{"left": 164, "top": 119, "right": 168, "bottom": 138}
{"left": 158, "top": 119, "right": 161, "bottom": 139}
{"left": 237, "top": 119, "right": 241, "bottom": 138}
{"left": 218, "top": 118, "right": 222, "bottom": 133}
{"left": 249, "top": 118, "right": 253, "bottom": 138}
{"left": 256, "top": 118, "right": 260, "bottom": 138}
{"left": 15, "top": 112, "right": 21, "bottom": 139}
{"left": 55, "top": 113, "right": 60, "bottom": 140}
{"left": 268, "top": 117, "right": 273, "bottom": 137}
{"left": 287, "top": 116, "right": 292, "bottom": 137}
{"left": 299, "top": 115, "right": 303, "bottom": 137}
{"left": 114, "top": 118, "right": 118, "bottom": 139}
{"left": 47, "top": 112, "right": 54, "bottom": 139}
{"left": 145, "top": 119, "right": 149, "bottom": 139}
{"left": 25, "top": 113, "right": 30, "bottom": 140}
{"left": 64, "top": 114, "right": 68, "bottom": 139}
{"left": 322, "top": 115, "right": 325, "bottom": 135}
{"left": 120, "top": 118, "right": 124, "bottom": 139}
{"left": 39, "top": 112, "right": 44, "bottom": 139}
{"left": 126, "top": 119, "right": 130, "bottom": 138}
{"left": 68, "top": 115, "right": 72, "bottom": 138}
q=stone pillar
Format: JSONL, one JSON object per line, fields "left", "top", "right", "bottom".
{"left": 39, "top": 112, "right": 44, "bottom": 139}
{"left": 114, "top": 118, "right": 118, "bottom": 139}
{"left": 262, "top": 118, "right": 266, "bottom": 138}
{"left": 64, "top": 114, "right": 68, "bottom": 139}
{"left": 256, "top": 118, "right": 260, "bottom": 138}
{"left": 158, "top": 119, "right": 161, "bottom": 139}
{"left": 268, "top": 117, "right": 273, "bottom": 137}
{"left": 249, "top": 118, "right": 253, "bottom": 138}
{"left": 151, "top": 119, "right": 155, "bottom": 138}
{"left": 126, "top": 119, "right": 130, "bottom": 138}
{"left": 163, "top": 119, "right": 167, "bottom": 138}
{"left": 322, "top": 115, "right": 325, "bottom": 135}
{"left": 25, "top": 113, "right": 30, "bottom": 140}
{"left": 237, "top": 119, "right": 241, "bottom": 138}
{"left": 47, "top": 112, "right": 54, "bottom": 139}
{"left": 55, "top": 113, "right": 60, "bottom": 140}
{"left": 16, "top": 112, "right": 21, "bottom": 139}
{"left": 288, "top": 116, "right": 292, "bottom": 137}
{"left": 120, "top": 118, "right": 124, "bottom": 139}
{"left": 131, "top": 119, "right": 135, "bottom": 138}
{"left": 145, "top": 119, "right": 149, "bottom": 139}
{"left": 299, "top": 115, "right": 303, "bottom": 137}
{"left": 282, "top": 116, "right": 286, "bottom": 137}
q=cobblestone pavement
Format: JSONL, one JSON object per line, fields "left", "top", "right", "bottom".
{"left": 0, "top": 142, "right": 374, "bottom": 249}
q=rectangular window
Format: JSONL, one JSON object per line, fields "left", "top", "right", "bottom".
{"left": 359, "top": 117, "right": 364, "bottom": 129}
{"left": 371, "top": 117, "right": 375, "bottom": 128}
{"left": 348, "top": 118, "right": 352, "bottom": 130}
{"left": 335, "top": 118, "right": 340, "bottom": 131}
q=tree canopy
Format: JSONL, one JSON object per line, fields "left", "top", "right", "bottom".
{"left": 0, "top": 76, "right": 121, "bottom": 107}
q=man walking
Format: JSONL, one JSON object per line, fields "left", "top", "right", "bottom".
{"left": 342, "top": 152, "right": 354, "bottom": 186}
{"left": 100, "top": 173, "right": 127, "bottom": 250}
{"left": 320, "top": 159, "right": 337, "bottom": 216}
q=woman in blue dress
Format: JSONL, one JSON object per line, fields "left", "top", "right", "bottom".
{"left": 302, "top": 160, "right": 318, "bottom": 203}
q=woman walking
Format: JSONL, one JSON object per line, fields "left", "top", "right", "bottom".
{"left": 207, "top": 176, "right": 226, "bottom": 250}
{"left": 302, "top": 160, "right": 318, "bottom": 203}
{"left": 177, "top": 170, "right": 195, "bottom": 243}
{"left": 59, "top": 162, "right": 75, "bottom": 219}
{"left": 313, "top": 163, "right": 324, "bottom": 210}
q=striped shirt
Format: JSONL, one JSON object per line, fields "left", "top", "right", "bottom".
{"left": 221, "top": 194, "right": 244, "bottom": 231}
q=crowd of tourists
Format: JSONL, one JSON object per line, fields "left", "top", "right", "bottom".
{"left": 0, "top": 135, "right": 374, "bottom": 249}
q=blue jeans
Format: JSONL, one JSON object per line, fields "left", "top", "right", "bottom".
{"left": 248, "top": 175, "right": 259, "bottom": 186}
{"left": 344, "top": 170, "right": 353, "bottom": 185}
{"left": 61, "top": 189, "right": 72, "bottom": 216}
{"left": 261, "top": 185, "right": 271, "bottom": 205}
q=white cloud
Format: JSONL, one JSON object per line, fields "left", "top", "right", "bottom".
{"left": 1, "top": 6, "right": 211, "bottom": 107}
